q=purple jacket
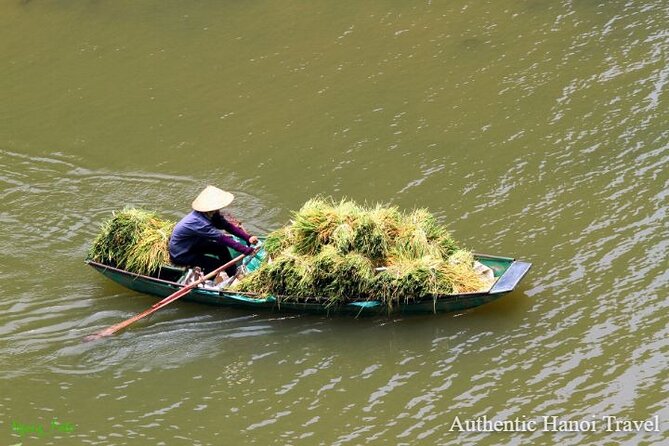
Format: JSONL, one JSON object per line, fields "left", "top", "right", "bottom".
{"left": 169, "top": 211, "right": 253, "bottom": 264}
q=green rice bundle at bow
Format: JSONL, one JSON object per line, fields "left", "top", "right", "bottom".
{"left": 235, "top": 198, "right": 489, "bottom": 306}
{"left": 88, "top": 208, "right": 175, "bottom": 275}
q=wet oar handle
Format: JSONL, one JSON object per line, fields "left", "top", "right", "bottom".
{"left": 84, "top": 249, "right": 256, "bottom": 341}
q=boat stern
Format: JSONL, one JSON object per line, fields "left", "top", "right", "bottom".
{"left": 490, "top": 261, "right": 532, "bottom": 294}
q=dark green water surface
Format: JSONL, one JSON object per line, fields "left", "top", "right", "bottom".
{"left": 1, "top": 1, "right": 667, "bottom": 445}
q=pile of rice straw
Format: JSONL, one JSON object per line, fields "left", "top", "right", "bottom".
{"left": 234, "top": 198, "right": 489, "bottom": 306}
{"left": 88, "top": 208, "right": 175, "bottom": 275}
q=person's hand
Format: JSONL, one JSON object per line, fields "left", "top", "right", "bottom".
{"left": 249, "top": 236, "right": 259, "bottom": 245}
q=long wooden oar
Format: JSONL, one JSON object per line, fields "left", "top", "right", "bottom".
{"left": 84, "top": 250, "right": 256, "bottom": 341}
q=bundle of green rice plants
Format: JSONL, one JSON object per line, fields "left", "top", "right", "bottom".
{"left": 287, "top": 255, "right": 314, "bottom": 297}
{"left": 448, "top": 249, "right": 475, "bottom": 265}
{"left": 264, "top": 252, "right": 304, "bottom": 296}
{"left": 329, "top": 252, "right": 375, "bottom": 301}
{"left": 391, "top": 220, "right": 431, "bottom": 259}
{"left": 291, "top": 198, "right": 341, "bottom": 255}
{"left": 412, "top": 210, "right": 459, "bottom": 258}
{"left": 379, "top": 255, "right": 446, "bottom": 302}
{"left": 233, "top": 268, "right": 266, "bottom": 294}
{"left": 440, "top": 249, "right": 486, "bottom": 293}
{"left": 89, "top": 208, "right": 174, "bottom": 274}
{"left": 124, "top": 218, "right": 175, "bottom": 275}
{"left": 388, "top": 234, "right": 441, "bottom": 262}
{"left": 236, "top": 249, "right": 316, "bottom": 299}
{"left": 372, "top": 268, "right": 426, "bottom": 305}
{"left": 394, "top": 269, "right": 432, "bottom": 300}
{"left": 333, "top": 199, "right": 364, "bottom": 224}
{"left": 410, "top": 209, "right": 443, "bottom": 239}
{"left": 263, "top": 226, "right": 294, "bottom": 257}
{"left": 235, "top": 198, "right": 479, "bottom": 306}
{"left": 370, "top": 204, "right": 403, "bottom": 239}
{"left": 351, "top": 213, "right": 388, "bottom": 261}
{"left": 234, "top": 250, "right": 295, "bottom": 296}
{"left": 88, "top": 218, "right": 118, "bottom": 266}
{"left": 369, "top": 270, "right": 396, "bottom": 305}
{"left": 436, "top": 234, "right": 459, "bottom": 258}
{"left": 390, "top": 208, "right": 456, "bottom": 260}
{"left": 282, "top": 250, "right": 327, "bottom": 299}
{"left": 236, "top": 247, "right": 324, "bottom": 300}
{"left": 310, "top": 245, "right": 340, "bottom": 293}
{"left": 330, "top": 222, "right": 355, "bottom": 254}
{"left": 89, "top": 208, "right": 141, "bottom": 264}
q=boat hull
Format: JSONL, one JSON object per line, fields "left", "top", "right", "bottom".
{"left": 86, "top": 254, "right": 531, "bottom": 316}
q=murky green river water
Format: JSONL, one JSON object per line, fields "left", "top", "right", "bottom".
{"left": 1, "top": 0, "right": 667, "bottom": 445}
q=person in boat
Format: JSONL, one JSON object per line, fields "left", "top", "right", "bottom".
{"left": 169, "top": 185, "right": 258, "bottom": 277}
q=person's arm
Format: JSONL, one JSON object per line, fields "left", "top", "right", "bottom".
{"left": 217, "top": 233, "right": 254, "bottom": 254}
{"left": 196, "top": 212, "right": 254, "bottom": 254}
{"left": 216, "top": 213, "right": 253, "bottom": 243}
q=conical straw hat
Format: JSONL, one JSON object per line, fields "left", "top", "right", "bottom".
{"left": 191, "top": 185, "right": 234, "bottom": 212}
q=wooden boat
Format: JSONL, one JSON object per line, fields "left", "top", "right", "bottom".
{"left": 86, "top": 248, "right": 531, "bottom": 316}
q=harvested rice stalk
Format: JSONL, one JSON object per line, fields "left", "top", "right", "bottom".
{"left": 409, "top": 209, "right": 459, "bottom": 258}
{"left": 443, "top": 250, "right": 486, "bottom": 293}
{"left": 233, "top": 198, "right": 485, "bottom": 307}
{"left": 124, "top": 218, "right": 175, "bottom": 275}
{"left": 333, "top": 199, "right": 364, "bottom": 224}
{"left": 370, "top": 204, "right": 402, "bottom": 239}
{"left": 263, "top": 226, "right": 293, "bottom": 257}
{"left": 377, "top": 255, "right": 448, "bottom": 302}
{"left": 351, "top": 213, "right": 387, "bottom": 261}
{"left": 329, "top": 252, "right": 375, "bottom": 300}
{"left": 309, "top": 245, "right": 340, "bottom": 295}
{"left": 235, "top": 248, "right": 314, "bottom": 298}
{"left": 331, "top": 222, "right": 355, "bottom": 254}
{"left": 391, "top": 210, "right": 442, "bottom": 259}
{"left": 89, "top": 208, "right": 175, "bottom": 275}
{"left": 291, "top": 198, "right": 341, "bottom": 255}
{"left": 437, "top": 235, "right": 459, "bottom": 258}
